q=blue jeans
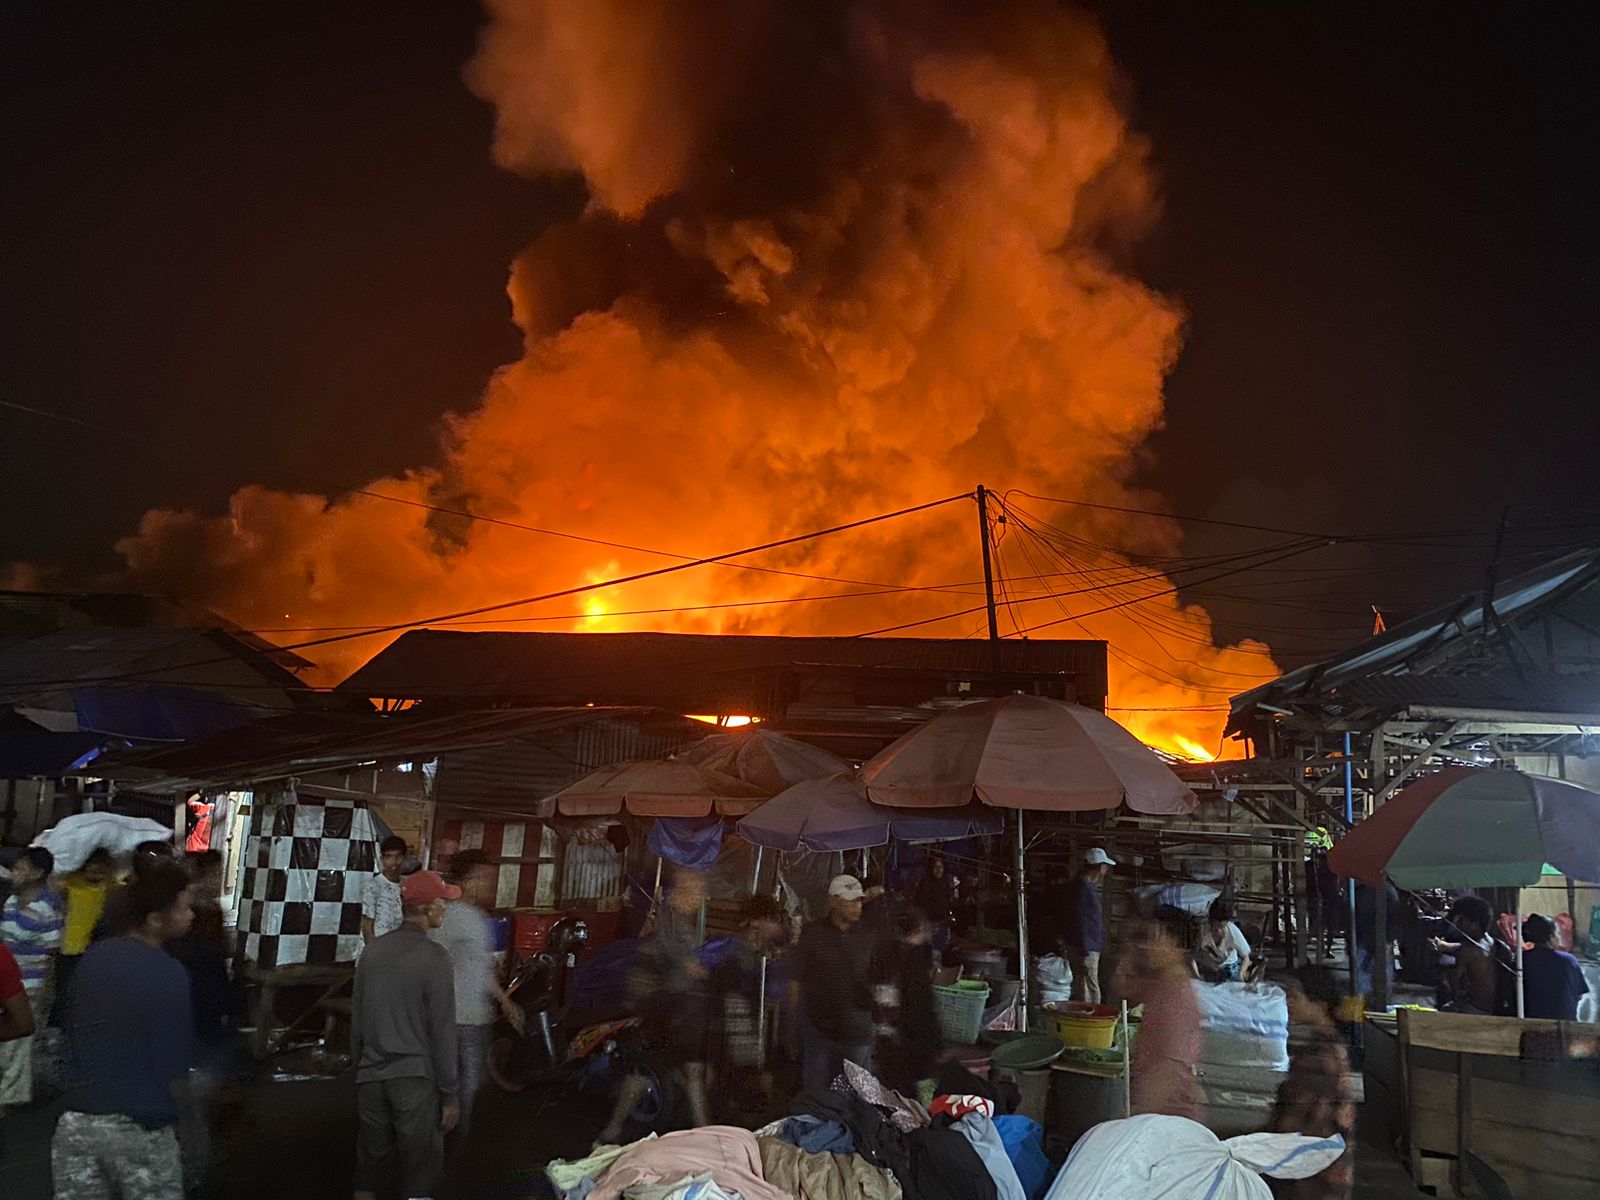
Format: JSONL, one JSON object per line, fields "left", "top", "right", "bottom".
{"left": 800, "top": 1018, "right": 871, "bottom": 1093}
{"left": 457, "top": 1023, "right": 490, "bottom": 1135}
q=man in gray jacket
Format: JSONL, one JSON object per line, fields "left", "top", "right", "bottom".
{"left": 351, "top": 870, "right": 460, "bottom": 1200}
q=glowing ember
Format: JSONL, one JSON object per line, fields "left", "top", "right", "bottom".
{"left": 1168, "top": 735, "right": 1218, "bottom": 764}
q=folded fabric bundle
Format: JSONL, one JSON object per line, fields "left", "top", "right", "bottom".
{"left": 841, "top": 1060, "right": 929, "bottom": 1132}
{"left": 949, "top": 1113, "right": 1026, "bottom": 1200}
{"left": 623, "top": 1172, "right": 744, "bottom": 1200}
{"left": 589, "top": 1127, "right": 791, "bottom": 1200}
{"left": 758, "top": 1137, "right": 903, "bottom": 1200}
{"left": 904, "top": 1124, "right": 998, "bottom": 1200}
{"left": 793, "top": 1088, "right": 913, "bottom": 1181}
{"left": 992, "top": 1116, "right": 1051, "bottom": 1200}
{"left": 929, "top": 1094, "right": 993, "bottom": 1121}
{"left": 770, "top": 1114, "right": 856, "bottom": 1156}
{"left": 933, "top": 1060, "right": 1019, "bottom": 1116}
{"left": 549, "top": 1136, "right": 659, "bottom": 1199}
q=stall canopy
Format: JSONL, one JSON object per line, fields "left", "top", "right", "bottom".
{"left": 859, "top": 694, "right": 1197, "bottom": 1029}
{"left": 675, "top": 729, "right": 850, "bottom": 792}
{"left": 1326, "top": 766, "right": 1600, "bottom": 890}
{"left": 861, "top": 694, "right": 1197, "bottom": 814}
{"left": 738, "top": 771, "right": 1002, "bottom": 852}
{"left": 1326, "top": 766, "right": 1600, "bottom": 1018}
{"left": 548, "top": 759, "right": 769, "bottom": 818}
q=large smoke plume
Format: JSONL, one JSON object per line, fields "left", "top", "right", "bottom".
{"left": 113, "top": 0, "right": 1275, "bottom": 755}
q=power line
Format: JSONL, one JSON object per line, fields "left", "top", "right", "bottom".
{"left": 237, "top": 583, "right": 978, "bottom": 634}
{"left": 0, "top": 397, "right": 973, "bottom": 597}
{"left": 0, "top": 491, "right": 975, "bottom": 694}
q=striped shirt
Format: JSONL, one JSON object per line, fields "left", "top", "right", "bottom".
{"left": 0, "top": 889, "right": 64, "bottom": 995}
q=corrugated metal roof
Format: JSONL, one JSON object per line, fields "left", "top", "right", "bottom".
{"left": 337, "top": 630, "right": 1108, "bottom": 712}
{"left": 432, "top": 713, "right": 705, "bottom": 814}
{"left": 1229, "top": 546, "right": 1600, "bottom": 726}
{"left": 0, "top": 628, "right": 312, "bottom": 731}
{"left": 1325, "top": 673, "right": 1600, "bottom": 718}
{"left": 0, "top": 590, "right": 313, "bottom": 670}
{"left": 90, "top": 706, "right": 711, "bottom": 796}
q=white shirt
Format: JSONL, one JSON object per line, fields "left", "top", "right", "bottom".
{"left": 429, "top": 901, "right": 497, "bottom": 1026}
{"left": 361, "top": 874, "right": 404, "bottom": 940}
{"left": 1195, "top": 920, "right": 1251, "bottom": 971}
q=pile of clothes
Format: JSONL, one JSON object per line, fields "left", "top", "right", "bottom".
{"left": 546, "top": 1060, "right": 1054, "bottom": 1200}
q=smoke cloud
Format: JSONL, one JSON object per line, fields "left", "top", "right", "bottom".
{"left": 113, "top": 0, "right": 1275, "bottom": 755}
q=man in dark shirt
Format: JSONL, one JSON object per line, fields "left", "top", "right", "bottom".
{"left": 1521, "top": 913, "right": 1589, "bottom": 1021}
{"left": 54, "top": 859, "right": 194, "bottom": 1200}
{"left": 791, "top": 875, "right": 876, "bottom": 1091}
{"left": 913, "top": 857, "right": 956, "bottom": 956}
{"left": 351, "top": 869, "right": 460, "bottom": 1200}
{"left": 92, "top": 840, "right": 177, "bottom": 944}
{"left": 1066, "top": 848, "right": 1114, "bottom": 1004}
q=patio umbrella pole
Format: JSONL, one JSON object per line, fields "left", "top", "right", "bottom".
{"left": 1515, "top": 894, "right": 1525, "bottom": 1018}
{"left": 1015, "top": 808, "right": 1030, "bottom": 1032}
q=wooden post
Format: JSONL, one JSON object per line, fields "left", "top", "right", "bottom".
{"left": 1454, "top": 1053, "right": 1473, "bottom": 1196}
{"left": 1121, "top": 999, "right": 1132, "bottom": 1117}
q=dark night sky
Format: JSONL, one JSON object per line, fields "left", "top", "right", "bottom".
{"left": 4, "top": 2, "right": 1598, "bottom": 662}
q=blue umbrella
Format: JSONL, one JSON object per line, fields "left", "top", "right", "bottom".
{"left": 738, "top": 771, "right": 1003, "bottom": 853}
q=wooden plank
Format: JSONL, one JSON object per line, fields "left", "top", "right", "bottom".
{"left": 1410, "top": 1064, "right": 1600, "bottom": 1123}
{"left": 1399, "top": 1007, "right": 1600, "bottom": 1056}
{"left": 1453, "top": 1053, "right": 1471, "bottom": 1198}
{"left": 1411, "top": 1152, "right": 1453, "bottom": 1196}
{"left": 1410, "top": 1106, "right": 1600, "bottom": 1175}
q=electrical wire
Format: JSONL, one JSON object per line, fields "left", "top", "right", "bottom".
{"left": 0, "top": 491, "right": 974, "bottom": 694}
{"left": 0, "top": 397, "right": 974, "bottom": 598}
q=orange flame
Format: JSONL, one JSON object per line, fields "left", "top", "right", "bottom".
{"left": 109, "top": 1, "right": 1277, "bottom": 754}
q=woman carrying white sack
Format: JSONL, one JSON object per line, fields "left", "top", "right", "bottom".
{"left": 1046, "top": 1114, "right": 1345, "bottom": 1200}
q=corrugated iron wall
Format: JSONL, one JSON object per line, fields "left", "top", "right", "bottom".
{"left": 560, "top": 838, "right": 623, "bottom": 902}
{"left": 433, "top": 715, "right": 699, "bottom": 814}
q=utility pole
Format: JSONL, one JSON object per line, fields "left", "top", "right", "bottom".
{"left": 977, "top": 484, "right": 1029, "bottom": 1031}
{"left": 975, "top": 484, "right": 1003, "bottom": 693}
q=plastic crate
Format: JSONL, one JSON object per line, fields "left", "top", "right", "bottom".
{"left": 934, "top": 979, "right": 991, "bottom": 1044}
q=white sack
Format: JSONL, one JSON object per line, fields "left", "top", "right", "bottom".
{"left": 1047, "top": 1114, "right": 1344, "bottom": 1200}
{"left": 32, "top": 812, "right": 172, "bottom": 873}
{"left": 1133, "top": 882, "right": 1220, "bottom": 917}
{"left": 1033, "top": 954, "right": 1074, "bottom": 1004}
{"left": 1192, "top": 980, "right": 1290, "bottom": 1072}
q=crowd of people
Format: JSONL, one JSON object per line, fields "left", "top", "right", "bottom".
{"left": 0, "top": 839, "right": 249, "bottom": 1196}
{"left": 6, "top": 817, "right": 1595, "bottom": 1200}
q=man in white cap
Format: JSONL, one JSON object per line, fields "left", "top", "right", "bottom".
{"left": 789, "top": 875, "right": 876, "bottom": 1091}
{"left": 1066, "top": 848, "right": 1115, "bottom": 1005}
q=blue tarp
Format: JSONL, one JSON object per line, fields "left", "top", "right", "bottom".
{"left": 0, "top": 731, "right": 106, "bottom": 779}
{"left": 647, "top": 817, "right": 724, "bottom": 870}
{"left": 739, "top": 772, "right": 1003, "bottom": 852}
{"left": 74, "top": 686, "right": 262, "bottom": 741}
{"left": 994, "top": 1116, "right": 1053, "bottom": 1200}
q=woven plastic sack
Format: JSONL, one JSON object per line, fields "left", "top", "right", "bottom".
{"left": 32, "top": 812, "right": 172, "bottom": 873}
{"left": 1047, "top": 1115, "right": 1344, "bottom": 1200}
{"left": 1033, "top": 954, "right": 1073, "bottom": 1004}
{"left": 1192, "top": 980, "right": 1290, "bottom": 1072}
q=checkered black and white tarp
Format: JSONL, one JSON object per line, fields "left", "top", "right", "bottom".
{"left": 236, "top": 792, "right": 379, "bottom": 969}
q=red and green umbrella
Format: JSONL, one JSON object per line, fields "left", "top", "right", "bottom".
{"left": 1327, "top": 766, "right": 1600, "bottom": 889}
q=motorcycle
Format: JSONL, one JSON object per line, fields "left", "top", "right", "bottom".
{"left": 485, "top": 916, "right": 644, "bottom": 1099}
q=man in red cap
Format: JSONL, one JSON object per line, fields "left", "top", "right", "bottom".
{"left": 351, "top": 870, "right": 461, "bottom": 1200}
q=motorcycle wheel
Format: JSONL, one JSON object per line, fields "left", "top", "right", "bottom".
{"left": 486, "top": 1035, "right": 527, "bottom": 1093}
